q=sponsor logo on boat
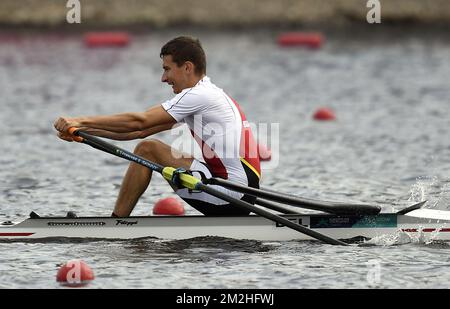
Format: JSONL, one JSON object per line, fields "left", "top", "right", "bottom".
{"left": 311, "top": 214, "right": 398, "bottom": 229}
{"left": 48, "top": 221, "right": 106, "bottom": 227}
{"left": 115, "top": 220, "right": 138, "bottom": 226}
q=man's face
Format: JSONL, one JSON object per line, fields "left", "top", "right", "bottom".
{"left": 161, "top": 55, "right": 188, "bottom": 94}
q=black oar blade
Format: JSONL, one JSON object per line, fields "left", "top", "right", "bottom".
{"left": 292, "top": 198, "right": 382, "bottom": 215}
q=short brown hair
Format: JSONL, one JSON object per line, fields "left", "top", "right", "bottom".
{"left": 160, "top": 36, "right": 206, "bottom": 75}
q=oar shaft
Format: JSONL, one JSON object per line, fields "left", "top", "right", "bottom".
{"left": 75, "top": 130, "right": 164, "bottom": 173}
{"left": 207, "top": 177, "right": 380, "bottom": 215}
{"left": 255, "top": 198, "right": 300, "bottom": 214}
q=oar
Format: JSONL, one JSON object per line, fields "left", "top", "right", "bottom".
{"left": 206, "top": 177, "right": 381, "bottom": 215}
{"left": 255, "top": 198, "right": 301, "bottom": 214}
{"left": 67, "top": 128, "right": 348, "bottom": 246}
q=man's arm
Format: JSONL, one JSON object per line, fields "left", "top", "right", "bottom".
{"left": 79, "top": 105, "right": 175, "bottom": 132}
{"left": 88, "top": 122, "right": 177, "bottom": 140}
{"left": 54, "top": 105, "right": 177, "bottom": 140}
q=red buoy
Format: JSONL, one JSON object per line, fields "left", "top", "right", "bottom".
{"left": 258, "top": 143, "right": 272, "bottom": 161}
{"left": 313, "top": 108, "right": 336, "bottom": 121}
{"left": 56, "top": 259, "right": 94, "bottom": 287}
{"left": 83, "top": 32, "right": 130, "bottom": 48}
{"left": 153, "top": 197, "right": 185, "bottom": 215}
{"left": 277, "top": 32, "right": 324, "bottom": 49}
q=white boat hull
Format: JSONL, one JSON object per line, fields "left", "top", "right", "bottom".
{"left": 1, "top": 209, "right": 450, "bottom": 242}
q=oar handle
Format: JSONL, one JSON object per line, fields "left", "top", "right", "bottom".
{"left": 68, "top": 127, "right": 84, "bottom": 142}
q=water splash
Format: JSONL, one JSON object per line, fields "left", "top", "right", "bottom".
{"left": 408, "top": 176, "right": 450, "bottom": 209}
{"left": 363, "top": 226, "right": 446, "bottom": 246}
{"left": 436, "top": 181, "right": 450, "bottom": 210}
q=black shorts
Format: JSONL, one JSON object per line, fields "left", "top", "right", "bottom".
{"left": 177, "top": 160, "right": 259, "bottom": 216}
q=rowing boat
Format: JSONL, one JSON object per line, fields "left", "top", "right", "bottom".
{"left": 1, "top": 208, "right": 449, "bottom": 242}
{"left": 16, "top": 129, "right": 442, "bottom": 246}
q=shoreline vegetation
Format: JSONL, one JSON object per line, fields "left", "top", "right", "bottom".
{"left": 1, "top": 0, "right": 450, "bottom": 31}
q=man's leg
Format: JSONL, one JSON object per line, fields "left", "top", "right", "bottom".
{"left": 113, "top": 138, "right": 194, "bottom": 217}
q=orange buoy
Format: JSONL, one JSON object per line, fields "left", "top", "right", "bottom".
{"left": 153, "top": 197, "right": 185, "bottom": 215}
{"left": 313, "top": 107, "right": 336, "bottom": 121}
{"left": 277, "top": 32, "right": 324, "bottom": 49}
{"left": 258, "top": 143, "right": 272, "bottom": 161}
{"left": 83, "top": 32, "right": 130, "bottom": 48}
{"left": 56, "top": 259, "right": 94, "bottom": 287}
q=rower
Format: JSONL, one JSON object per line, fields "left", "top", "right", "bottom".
{"left": 54, "top": 36, "right": 261, "bottom": 217}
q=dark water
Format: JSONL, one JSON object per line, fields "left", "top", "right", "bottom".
{"left": 1, "top": 29, "right": 450, "bottom": 289}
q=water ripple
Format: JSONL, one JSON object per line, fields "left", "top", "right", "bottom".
{"left": 1, "top": 30, "right": 450, "bottom": 288}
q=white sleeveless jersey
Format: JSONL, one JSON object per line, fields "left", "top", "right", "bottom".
{"left": 161, "top": 76, "right": 260, "bottom": 186}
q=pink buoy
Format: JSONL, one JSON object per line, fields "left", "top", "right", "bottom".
{"left": 258, "top": 143, "right": 272, "bottom": 161}
{"left": 83, "top": 32, "right": 130, "bottom": 48}
{"left": 56, "top": 259, "right": 94, "bottom": 287}
{"left": 153, "top": 197, "right": 185, "bottom": 215}
{"left": 313, "top": 107, "right": 336, "bottom": 121}
{"left": 277, "top": 32, "right": 324, "bottom": 49}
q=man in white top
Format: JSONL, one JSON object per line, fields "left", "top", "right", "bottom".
{"left": 54, "top": 36, "right": 260, "bottom": 217}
